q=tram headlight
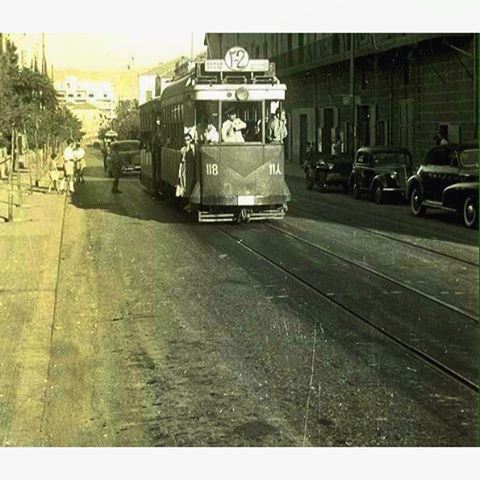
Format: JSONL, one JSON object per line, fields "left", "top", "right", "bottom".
{"left": 235, "top": 87, "right": 249, "bottom": 101}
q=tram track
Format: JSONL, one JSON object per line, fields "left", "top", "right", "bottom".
{"left": 265, "top": 222, "right": 478, "bottom": 324}
{"left": 290, "top": 190, "right": 478, "bottom": 267}
{"left": 215, "top": 224, "right": 479, "bottom": 394}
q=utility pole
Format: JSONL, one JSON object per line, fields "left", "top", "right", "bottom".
{"left": 41, "top": 33, "right": 48, "bottom": 76}
{"left": 474, "top": 33, "right": 478, "bottom": 140}
{"left": 190, "top": 33, "right": 194, "bottom": 62}
{"left": 349, "top": 33, "right": 355, "bottom": 155}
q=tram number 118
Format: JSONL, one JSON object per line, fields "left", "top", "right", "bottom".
{"left": 206, "top": 163, "right": 218, "bottom": 175}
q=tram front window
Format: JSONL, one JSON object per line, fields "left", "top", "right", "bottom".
{"left": 194, "top": 100, "right": 282, "bottom": 145}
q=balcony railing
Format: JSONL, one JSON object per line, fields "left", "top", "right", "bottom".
{"left": 272, "top": 33, "right": 447, "bottom": 77}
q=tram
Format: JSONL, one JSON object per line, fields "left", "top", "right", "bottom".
{"left": 139, "top": 47, "right": 290, "bottom": 222}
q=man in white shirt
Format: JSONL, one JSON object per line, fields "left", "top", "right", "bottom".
{"left": 222, "top": 111, "right": 246, "bottom": 143}
{"left": 267, "top": 108, "right": 288, "bottom": 143}
{"left": 205, "top": 123, "right": 219, "bottom": 143}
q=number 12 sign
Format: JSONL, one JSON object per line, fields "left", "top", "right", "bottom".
{"left": 224, "top": 47, "right": 250, "bottom": 70}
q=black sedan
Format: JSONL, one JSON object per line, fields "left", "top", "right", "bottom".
{"left": 349, "top": 147, "right": 413, "bottom": 203}
{"left": 407, "top": 144, "right": 478, "bottom": 228}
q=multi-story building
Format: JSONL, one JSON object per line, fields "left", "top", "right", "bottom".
{"left": 138, "top": 68, "right": 173, "bottom": 106}
{"left": 205, "top": 33, "right": 478, "bottom": 165}
{"left": 54, "top": 76, "right": 116, "bottom": 143}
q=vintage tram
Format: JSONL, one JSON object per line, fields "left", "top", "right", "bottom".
{"left": 139, "top": 48, "right": 290, "bottom": 222}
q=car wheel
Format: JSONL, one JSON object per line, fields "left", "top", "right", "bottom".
{"left": 463, "top": 196, "right": 478, "bottom": 228}
{"left": 353, "top": 183, "right": 361, "bottom": 199}
{"left": 374, "top": 184, "right": 384, "bottom": 204}
{"left": 410, "top": 187, "right": 426, "bottom": 216}
{"left": 306, "top": 176, "right": 314, "bottom": 190}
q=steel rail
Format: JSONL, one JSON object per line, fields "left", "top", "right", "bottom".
{"left": 290, "top": 191, "right": 478, "bottom": 268}
{"left": 216, "top": 226, "right": 479, "bottom": 394}
{"left": 266, "top": 221, "right": 478, "bottom": 324}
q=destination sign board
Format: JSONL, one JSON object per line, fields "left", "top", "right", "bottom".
{"left": 205, "top": 47, "right": 269, "bottom": 73}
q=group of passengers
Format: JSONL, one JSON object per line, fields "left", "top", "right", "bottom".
{"left": 186, "top": 108, "right": 288, "bottom": 145}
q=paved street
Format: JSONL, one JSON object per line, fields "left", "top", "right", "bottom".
{"left": 0, "top": 148, "right": 477, "bottom": 446}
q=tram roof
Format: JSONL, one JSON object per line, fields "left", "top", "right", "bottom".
{"left": 159, "top": 74, "right": 286, "bottom": 105}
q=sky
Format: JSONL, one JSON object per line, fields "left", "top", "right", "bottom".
{"left": 7, "top": 33, "right": 206, "bottom": 71}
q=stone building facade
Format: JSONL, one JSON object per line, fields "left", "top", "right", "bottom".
{"left": 205, "top": 33, "right": 478, "bottom": 165}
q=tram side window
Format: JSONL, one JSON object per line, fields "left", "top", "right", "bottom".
{"left": 161, "top": 104, "right": 184, "bottom": 149}
{"left": 221, "top": 102, "right": 263, "bottom": 143}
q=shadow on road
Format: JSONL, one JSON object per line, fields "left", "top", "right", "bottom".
{"left": 71, "top": 152, "right": 479, "bottom": 247}
{"left": 285, "top": 176, "right": 478, "bottom": 248}
{"left": 71, "top": 163, "right": 196, "bottom": 225}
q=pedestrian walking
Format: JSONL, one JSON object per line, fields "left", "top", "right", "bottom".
{"left": 47, "top": 153, "right": 60, "bottom": 193}
{"left": 60, "top": 139, "right": 75, "bottom": 194}
{"left": 111, "top": 147, "right": 123, "bottom": 194}
{"left": 74, "top": 143, "right": 86, "bottom": 184}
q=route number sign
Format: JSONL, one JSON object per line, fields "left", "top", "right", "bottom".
{"left": 224, "top": 47, "right": 250, "bottom": 70}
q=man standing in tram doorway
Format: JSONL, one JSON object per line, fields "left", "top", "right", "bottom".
{"left": 267, "top": 108, "right": 288, "bottom": 143}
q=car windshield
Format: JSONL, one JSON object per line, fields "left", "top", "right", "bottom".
{"left": 460, "top": 149, "right": 479, "bottom": 168}
{"left": 114, "top": 141, "right": 140, "bottom": 152}
{"left": 372, "top": 152, "right": 411, "bottom": 165}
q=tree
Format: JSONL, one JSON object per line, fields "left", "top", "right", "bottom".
{"left": 112, "top": 99, "right": 140, "bottom": 140}
{"left": 0, "top": 34, "right": 83, "bottom": 152}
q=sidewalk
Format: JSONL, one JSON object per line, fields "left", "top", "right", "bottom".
{"left": 0, "top": 177, "right": 67, "bottom": 445}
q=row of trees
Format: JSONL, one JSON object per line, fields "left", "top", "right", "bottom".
{"left": 99, "top": 99, "right": 140, "bottom": 142}
{"left": 0, "top": 34, "right": 84, "bottom": 155}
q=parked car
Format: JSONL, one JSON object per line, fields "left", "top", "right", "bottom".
{"left": 304, "top": 152, "right": 351, "bottom": 192}
{"left": 349, "top": 147, "right": 413, "bottom": 203}
{"left": 107, "top": 140, "right": 141, "bottom": 177}
{"left": 407, "top": 144, "right": 478, "bottom": 228}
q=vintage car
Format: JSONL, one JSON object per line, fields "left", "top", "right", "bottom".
{"left": 304, "top": 152, "right": 351, "bottom": 192}
{"left": 107, "top": 140, "right": 141, "bottom": 177}
{"left": 349, "top": 147, "right": 413, "bottom": 203}
{"left": 407, "top": 144, "right": 478, "bottom": 228}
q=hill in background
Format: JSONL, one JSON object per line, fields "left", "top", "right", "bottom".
{"left": 54, "top": 58, "right": 179, "bottom": 100}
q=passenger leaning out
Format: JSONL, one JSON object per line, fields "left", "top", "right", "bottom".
{"left": 177, "top": 133, "right": 195, "bottom": 198}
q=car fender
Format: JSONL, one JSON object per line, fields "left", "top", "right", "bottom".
{"left": 443, "top": 182, "right": 478, "bottom": 210}
{"left": 348, "top": 170, "right": 356, "bottom": 188}
{"left": 369, "top": 174, "right": 387, "bottom": 192}
{"left": 406, "top": 174, "right": 423, "bottom": 199}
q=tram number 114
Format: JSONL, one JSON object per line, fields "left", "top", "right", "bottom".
{"left": 206, "top": 163, "right": 219, "bottom": 175}
{"left": 269, "top": 164, "right": 282, "bottom": 175}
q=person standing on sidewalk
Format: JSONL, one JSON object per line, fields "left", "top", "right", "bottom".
{"left": 111, "top": 147, "right": 123, "bottom": 194}
{"left": 47, "top": 153, "right": 60, "bottom": 193}
{"left": 60, "top": 139, "right": 75, "bottom": 194}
